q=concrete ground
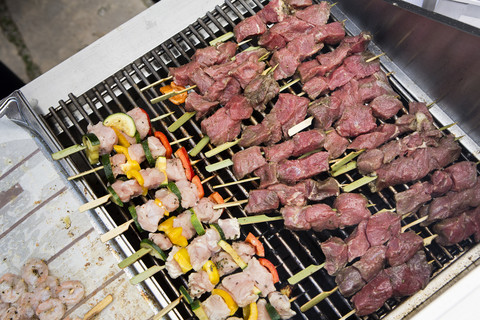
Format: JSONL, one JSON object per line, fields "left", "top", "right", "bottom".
{"left": 0, "top": 0, "right": 153, "bottom": 84}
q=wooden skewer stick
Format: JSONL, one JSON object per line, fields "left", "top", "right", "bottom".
{"left": 330, "top": 149, "right": 365, "bottom": 172}
{"left": 83, "top": 294, "right": 114, "bottom": 320}
{"left": 279, "top": 78, "right": 301, "bottom": 92}
{"left": 79, "top": 194, "right": 111, "bottom": 213}
{"left": 170, "top": 135, "right": 193, "bottom": 145}
{"left": 237, "top": 214, "right": 283, "bottom": 225}
{"left": 213, "top": 176, "right": 260, "bottom": 189}
{"left": 288, "top": 263, "right": 326, "bottom": 285}
{"left": 140, "top": 76, "right": 173, "bottom": 92}
{"left": 100, "top": 219, "right": 134, "bottom": 243}
{"left": 150, "top": 111, "right": 175, "bottom": 122}
{"left": 339, "top": 309, "right": 356, "bottom": 320}
{"left": 152, "top": 295, "right": 183, "bottom": 320}
{"left": 300, "top": 286, "right": 339, "bottom": 312}
{"left": 201, "top": 174, "right": 217, "bottom": 184}
{"left": 288, "top": 116, "right": 314, "bottom": 136}
{"left": 401, "top": 215, "right": 428, "bottom": 232}
{"left": 213, "top": 199, "right": 249, "bottom": 210}
{"left": 151, "top": 85, "right": 197, "bottom": 105}
{"left": 365, "top": 52, "right": 386, "bottom": 63}
{"left": 130, "top": 265, "right": 165, "bottom": 285}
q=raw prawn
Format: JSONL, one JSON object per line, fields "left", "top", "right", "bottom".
{"left": 35, "top": 298, "right": 66, "bottom": 320}
{"left": 56, "top": 280, "right": 85, "bottom": 305}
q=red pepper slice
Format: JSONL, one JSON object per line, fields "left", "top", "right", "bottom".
{"left": 154, "top": 131, "right": 172, "bottom": 159}
{"left": 208, "top": 192, "right": 224, "bottom": 204}
{"left": 192, "top": 175, "right": 204, "bottom": 199}
{"left": 245, "top": 232, "right": 265, "bottom": 257}
{"left": 175, "top": 146, "right": 194, "bottom": 181}
{"left": 138, "top": 108, "right": 152, "bottom": 135}
{"left": 259, "top": 258, "right": 279, "bottom": 283}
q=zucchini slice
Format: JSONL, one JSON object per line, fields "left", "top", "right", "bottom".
{"left": 140, "top": 239, "right": 167, "bottom": 261}
{"left": 210, "top": 223, "right": 226, "bottom": 241}
{"left": 189, "top": 210, "right": 206, "bottom": 236}
{"left": 167, "top": 182, "right": 182, "bottom": 203}
{"left": 179, "top": 285, "right": 193, "bottom": 305}
{"left": 103, "top": 113, "right": 136, "bottom": 137}
{"left": 265, "top": 303, "right": 281, "bottom": 320}
{"left": 101, "top": 154, "right": 115, "bottom": 184}
{"left": 142, "top": 140, "right": 156, "bottom": 167}
{"left": 128, "top": 205, "right": 144, "bottom": 233}
{"left": 107, "top": 186, "right": 123, "bottom": 207}
{"left": 191, "top": 300, "right": 209, "bottom": 320}
{"left": 82, "top": 133, "right": 101, "bottom": 165}
{"left": 134, "top": 131, "right": 142, "bottom": 143}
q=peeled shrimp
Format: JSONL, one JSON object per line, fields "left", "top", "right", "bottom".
{"left": 56, "top": 280, "right": 85, "bottom": 305}
{"left": 2, "top": 306, "right": 20, "bottom": 320}
{"left": 35, "top": 298, "right": 66, "bottom": 320}
{"left": 0, "top": 302, "right": 10, "bottom": 316}
{"left": 33, "top": 276, "right": 59, "bottom": 302}
{"left": 0, "top": 273, "right": 27, "bottom": 303}
{"left": 21, "top": 258, "right": 49, "bottom": 288}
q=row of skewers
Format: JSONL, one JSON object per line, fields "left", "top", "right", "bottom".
{"left": 49, "top": 0, "right": 480, "bottom": 319}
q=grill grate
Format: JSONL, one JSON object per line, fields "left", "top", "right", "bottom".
{"left": 41, "top": 1, "right": 480, "bottom": 319}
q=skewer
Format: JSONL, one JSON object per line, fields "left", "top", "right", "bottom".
{"left": 130, "top": 265, "right": 165, "bottom": 285}
{"left": 140, "top": 76, "right": 173, "bottom": 92}
{"left": 83, "top": 294, "right": 114, "bottom": 320}
{"left": 212, "top": 199, "right": 248, "bottom": 210}
{"left": 288, "top": 116, "right": 314, "bottom": 136}
{"left": 365, "top": 52, "right": 386, "bottom": 63}
{"left": 299, "top": 233, "right": 440, "bottom": 312}
{"left": 339, "top": 309, "right": 356, "bottom": 320}
{"left": 213, "top": 177, "right": 260, "bottom": 189}
{"left": 152, "top": 295, "right": 183, "bottom": 320}
{"left": 150, "top": 85, "right": 197, "bottom": 105}
{"left": 67, "top": 135, "right": 193, "bottom": 181}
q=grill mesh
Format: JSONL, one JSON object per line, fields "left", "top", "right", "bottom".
{"left": 41, "top": 1, "right": 480, "bottom": 319}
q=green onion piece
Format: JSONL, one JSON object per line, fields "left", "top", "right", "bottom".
{"left": 204, "top": 140, "right": 240, "bottom": 158}
{"left": 287, "top": 263, "right": 326, "bottom": 285}
{"left": 209, "top": 31, "right": 234, "bottom": 46}
{"left": 298, "top": 148, "right": 323, "bottom": 160}
{"left": 300, "top": 287, "right": 339, "bottom": 312}
{"left": 118, "top": 247, "right": 151, "bottom": 269}
{"left": 237, "top": 215, "right": 283, "bottom": 225}
{"left": 342, "top": 175, "right": 377, "bottom": 193}
{"left": 167, "top": 111, "right": 196, "bottom": 132}
{"left": 206, "top": 159, "right": 234, "bottom": 172}
{"left": 51, "top": 144, "right": 86, "bottom": 160}
{"left": 130, "top": 265, "right": 165, "bottom": 285}
{"left": 330, "top": 149, "right": 365, "bottom": 172}
{"left": 331, "top": 161, "right": 357, "bottom": 177}
{"left": 189, "top": 136, "right": 210, "bottom": 157}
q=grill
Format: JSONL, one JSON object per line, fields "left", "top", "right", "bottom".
{"left": 3, "top": 0, "right": 480, "bottom": 319}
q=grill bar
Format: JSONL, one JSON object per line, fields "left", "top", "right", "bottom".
{"left": 35, "top": 1, "right": 480, "bottom": 319}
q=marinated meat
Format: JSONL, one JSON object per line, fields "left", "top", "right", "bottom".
{"left": 328, "top": 65, "right": 355, "bottom": 91}
{"left": 233, "top": 146, "right": 267, "bottom": 179}
{"left": 303, "top": 177, "right": 340, "bottom": 201}
{"left": 136, "top": 200, "right": 165, "bottom": 233}
{"left": 218, "top": 218, "right": 241, "bottom": 240}
{"left": 232, "top": 242, "right": 256, "bottom": 264}
{"left": 86, "top": 123, "right": 118, "bottom": 155}
{"left": 244, "top": 72, "right": 280, "bottom": 107}
{"left": 394, "top": 182, "right": 433, "bottom": 215}
{"left": 140, "top": 168, "right": 166, "bottom": 190}
{"left": 193, "top": 198, "right": 223, "bottom": 224}
{"left": 245, "top": 189, "right": 280, "bottom": 215}
{"left": 188, "top": 271, "right": 215, "bottom": 298}
{"left": 346, "top": 220, "right": 370, "bottom": 262}
{"left": 430, "top": 170, "right": 453, "bottom": 196}
{"left": 386, "top": 231, "right": 424, "bottom": 266}
{"left": 176, "top": 179, "right": 200, "bottom": 209}
{"left": 154, "top": 188, "right": 180, "bottom": 212}
{"left": 149, "top": 233, "right": 172, "bottom": 251}
{"left": 110, "top": 154, "right": 126, "bottom": 178}
{"left": 351, "top": 270, "right": 393, "bottom": 316}
{"left": 291, "top": 129, "right": 326, "bottom": 157}
{"left": 184, "top": 92, "right": 219, "bottom": 119}
{"left": 294, "top": 2, "right": 330, "bottom": 26}
{"left": 312, "top": 21, "right": 346, "bottom": 45}
{"left": 192, "top": 41, "right": 237, "bottom": 67}
{"left": 321, "top": 237, "right": 348, "bottom": 276}
{"left": 110, "top": 179, "right": 143, "bottom": 203}
{"left": 334, "top": 193, "right": 371, "bottom": 228}
{"left": 357, "top": 149, "right": 383, "bottom": 175}
{"left": 255, "top": 163, "right": 279, "bottom": 189}
{"left": 268, "top": 183, "right": 307, "bottom": 207}
{"left": 433, "top": 207, "right": 480, "bottom": 246}
{"left": 173, "top": 211, "right": 196, "bottom": 240}
{"left": 203, "top": 294, "right": 231, "bottom": 320}
{"left": 222, "top": 272, "right": 258, "bottom": 307}
{"left": 370, "top": 94, "right": 403, "bottom": 120}
{"left": 257, "top": 0, "right": 289, "bottom": 24}
{"left": 298, "top": 59, "right": 327, "bottom": 83}
{"left": 201, "top": 107, "right": 241, "bottom": 146}
{"left": 277, "top": 151, "right": 329, "bottom": 184}
{"left": 406, "top": 250, "right": 431, "bottom": 291}
{"left": 281, "top": 205, "right": 310, "bottom": 231}
{"left": 336, "top": 266, "right": 366, "bottom": 297}
{"left": 307, "top": 96, "right": 342, "bottom": 130}
{"left": 323, "top": 129, "right": 349, "bottom": 159}
{"left": 244, "top": 258, "right": 276, "bottom": 297}
{"left": 234, "top": 15, "right": 267, "bottom": 42}
{"left": 305, "top": 203, "right": 340, "bottom": 231}
{"left": 229, "top": 56, "right": 266, "bottom": 89}
{"left": 348, "top": 123, "right": 402, "bottom": 151}
{"left": 263, "top": 140, "right": 295, "bottom": 163}
{"left": 366, "top": 211, "right": 401, "bottom": 246}
{"left": 353, "top": 246, "right": 386, "bottom": 282}
{"left": 166, "top": 158, "right": 187, "bottom": 182}
{"left": 303, "top": 76, "right": 329, "bottom": 100}
{"left": 343, "top": 53, "right": 381, "bottom": 80}
{"left": 212, "top": 251, "right": 239, "bottom": 277}
{"left": 268, "top": 291, "right": 297, "bottom": 319}
{"left": 444, "top": 161, "right": 478, "bottom": 191}
{"left": 336, "top": 104, "right": 377, "bottom": 138}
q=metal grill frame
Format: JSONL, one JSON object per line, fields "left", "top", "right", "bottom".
{"left": 15, "top": 0, "right": 480, "bottom": 319}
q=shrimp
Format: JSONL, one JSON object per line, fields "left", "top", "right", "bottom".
{"left": 0, "top": 273, "right": 27, "bottom": 303}
{"left": 21, "top": 258, "right": 49, "bottom": 288}
{"left": 15, "top": 292, "right": 38, "bottom": 319}
{"left": 2, "top": 306, "right": 20, "bottom": 320}
{"left": 35, "top": 298, "right": 66, "bottom": 320}
{"left": 56, "top": 280, "right": 85, "bottom": 305}
{"left": 33, "top": 276, "right": 59, "bottom": 302}
{"left": 0, "top": 302, "right": 10, "bottom": 315}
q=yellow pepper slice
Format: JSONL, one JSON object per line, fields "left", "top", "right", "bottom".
{"left": 155, "top": 199, "right": 170, "bottom": 216}
{"left": 212, "top": 288, "right": 238, "bottom": 315}
{"left": 141, "top": 187, "right": 148, "bottom": 196}
{"left": 112, "top": 127, "right": 131, "bottom": 147}
{"left": 167, "top": 227, "right": 188, "bottom": 247}
{"left": 126, "top": 169, "right": 144, "bottom": 186}
{"left": 174, "top": 247, "right": 193, "bottom": 273}
{"left": 243, "top": 302, "right": 258, "bottom": 320}
{"left": 114, "top": 145, "right": 133, "bottom": 161}
{"left": 158, "top": 217, "right": 175, "bottom": 232}
{"left": 203, "top": 261, "right": 220, "bottom": 285}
